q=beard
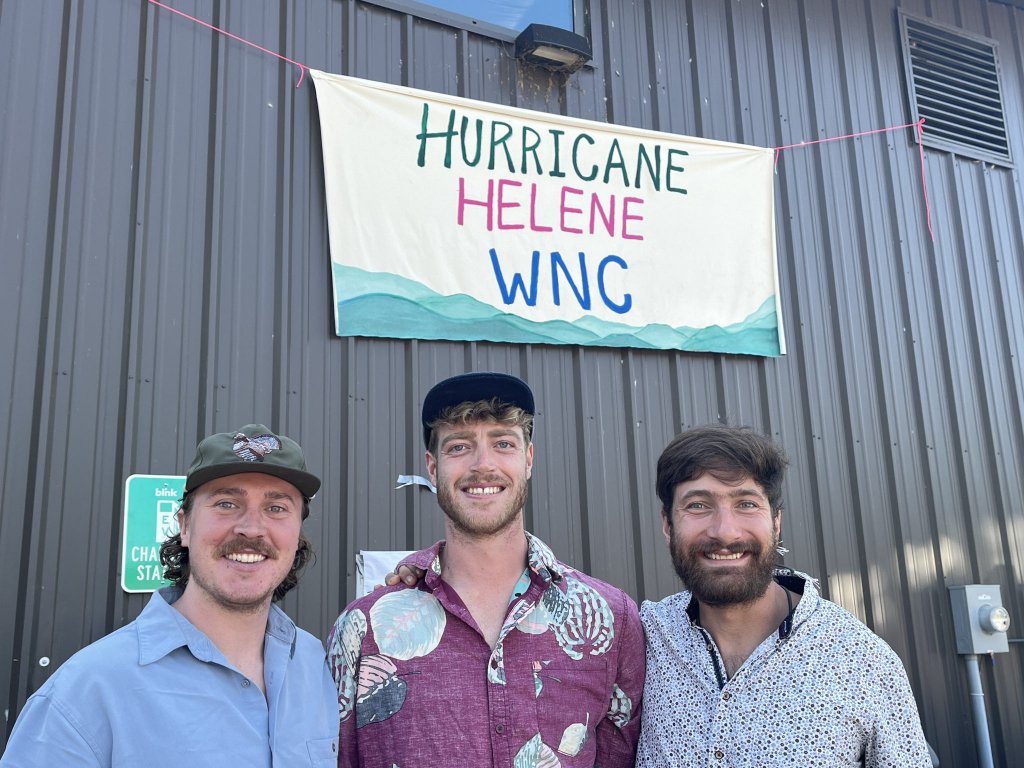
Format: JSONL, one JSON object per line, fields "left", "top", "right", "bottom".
{"left": 669, "top": 527, "right": 778, "bottom": 606}
{"left": 436, "top": 472, "right": 529, "bottom": 538}
{"left": 186, "top": 537, "right": 285, "bottom": 614}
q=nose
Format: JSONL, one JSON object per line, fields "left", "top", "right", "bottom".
{"left": 233, "top": 505, "right": 267, "bottom": 538}
{"left": 470, "top": 444, "right": 498, "bottom": 472}
{"left": 705, "top": 507, "right": 742, "bottom": 543}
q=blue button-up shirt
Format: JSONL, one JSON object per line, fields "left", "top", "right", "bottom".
{"left": 1, "top": 587, "right": 338, "bottom": 767}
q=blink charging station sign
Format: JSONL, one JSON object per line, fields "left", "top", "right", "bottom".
{"left": 121, "top": 474, "right": 185, "bottom": 593}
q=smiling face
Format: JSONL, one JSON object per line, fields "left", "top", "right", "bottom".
{"left": 426, "top": 419, "right": 534, "bottom": 539}
{"left": 178, "top": 472, "right": 303, "bottom": 614}
{"left": 663, "top": 472, "right": 781, "bottom": 606}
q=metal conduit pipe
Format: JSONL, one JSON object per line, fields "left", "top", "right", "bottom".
{"left": 964, "top": 654, "right": 994, "bottom": 768}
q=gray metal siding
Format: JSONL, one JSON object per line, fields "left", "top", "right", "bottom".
{"left": 2, "top": 0, "right": 1024, "bottom": 764}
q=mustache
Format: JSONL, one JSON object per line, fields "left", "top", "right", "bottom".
{"left": 690, "top": 540, "right": 764, "bottom": 557}
{"left": 216, "top": 538, "right": 277, "bottom": 559}
{"left": 458, "top": 474, "right": 507, "bottom": 486}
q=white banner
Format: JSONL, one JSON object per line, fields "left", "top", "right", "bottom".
{"left": 312, "top": 71, "right": 783, "bottom": 356}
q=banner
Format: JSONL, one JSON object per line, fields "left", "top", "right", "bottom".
{"left": 312, "top": 71, "right": 783, "bottom": 356}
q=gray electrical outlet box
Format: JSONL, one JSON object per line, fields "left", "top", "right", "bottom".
{"left": 948, "top": 585, "right": 1010, "bottom": 654}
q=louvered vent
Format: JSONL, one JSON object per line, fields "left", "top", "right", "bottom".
{"left": 900, "top": 13, "right": 1011, "bottom": 165}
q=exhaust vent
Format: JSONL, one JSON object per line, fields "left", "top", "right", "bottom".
{"left": 900, "top": 13, "right": 1011, "bottom": 165}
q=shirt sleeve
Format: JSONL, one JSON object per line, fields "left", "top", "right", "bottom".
{"left": 863, "top": 649, "right": 934, "bottom": 768}
{"left": 594, "top": 590, "right": 646, "bottom": 768}
{"left": 0, "top": 693, "right": 103, "bottom": 768}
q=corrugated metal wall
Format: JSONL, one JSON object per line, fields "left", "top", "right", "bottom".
{"left": 2, "top": 0, "right": 1022, "bottom": 764}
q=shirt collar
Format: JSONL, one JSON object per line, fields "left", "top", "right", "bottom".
{"left": 683, "top": 568, "right": 817, "bottom": 639}
{"left": 136, "top": 586, "right": 202, "bottom": 665}
{"left": 137, "top": 586, "right": 295, "bottom": 664}
{"left": 409, "top": 531, "right": 566, "bottom": 588}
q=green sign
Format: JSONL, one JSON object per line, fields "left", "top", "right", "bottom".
{"left": 121, "top": 474, "right": 185, "bottom": 593}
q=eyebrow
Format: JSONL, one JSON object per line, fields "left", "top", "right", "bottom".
{"left": 678, "top": 487, "right": 766, "bottom": 501}
{"left": 206, "top": 487, "right": 299, "bottom": 502}
{"left": 441, "top": 427, "right": 520, "bottom": 444}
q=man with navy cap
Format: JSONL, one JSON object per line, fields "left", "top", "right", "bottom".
{"left": 327, "top": 372, "right": 645, "bottom": 768}
{"left": 1, "top": 425, "right": 339, "bottom": 767}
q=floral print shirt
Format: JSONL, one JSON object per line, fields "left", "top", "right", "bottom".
{"left": 636, "top": 569, "right": 933, "bottom": 767}
{"left": 327, "top": 533, "right": 645, "bottom": 768}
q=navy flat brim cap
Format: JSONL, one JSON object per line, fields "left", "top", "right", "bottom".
{"left": 185, "top": 423, "right": 321, "bottom": 505}
{"left": 421, "top": 372, "right": 535, "bottom": 446}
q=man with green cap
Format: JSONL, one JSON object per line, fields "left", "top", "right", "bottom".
{"left": 1, "top": 424, "right": 339, "bottom": 767}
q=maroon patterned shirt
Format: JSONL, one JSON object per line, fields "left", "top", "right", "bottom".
{"left": 327, "top": 533, "right": 645, "bottom": 768}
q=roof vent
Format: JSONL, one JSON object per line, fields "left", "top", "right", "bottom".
{"left": 900, "top": 13, "right": 1011, "bottom": 165}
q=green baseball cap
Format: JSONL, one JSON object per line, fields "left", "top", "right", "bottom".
{"left": 184, "top": 424, "right": 321, "bottom": 506}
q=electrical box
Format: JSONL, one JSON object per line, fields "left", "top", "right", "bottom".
{"left": 948, "top": 585, "right": 1011, "bottom": 654}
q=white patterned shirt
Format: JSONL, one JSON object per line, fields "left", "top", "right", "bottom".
{"left": 636, "top": 570, "right": 932, "bottom": 767}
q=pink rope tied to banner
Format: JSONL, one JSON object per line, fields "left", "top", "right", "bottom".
{"left": 775, "top": 118, "right": 934, "bottom": 242}
{"left": 146, "top": 0, "right": 936, "bottom": 242}
{"left": 147, "top": 0, "right": 308, "bottom": 88}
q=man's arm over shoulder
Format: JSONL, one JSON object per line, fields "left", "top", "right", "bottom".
{"left": 594, "top": 588, "right": 645, "bottom": 768}
{"left": 1, "top": 691, "right": 104, "bottom": 768}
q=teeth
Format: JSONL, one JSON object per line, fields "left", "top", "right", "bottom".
{"left": 227, "top": 553, "right": 266, "bottom": 564}
{"left": 465, "top": 486, "right": 502, "bottom": 495}
{"left": 707, "top": 552, "right": 744, "bottom": 560}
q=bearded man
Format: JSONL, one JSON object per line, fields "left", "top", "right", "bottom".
{"left": 636, "top": 424, "right": 932, "bottom": 768}
{"left": 327, "top": 372, "right": 645, "bottom": 768}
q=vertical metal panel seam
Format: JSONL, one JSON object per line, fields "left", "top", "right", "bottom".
{"left": 5, "top": 0, "right": 76, "bottom": 737}
{"left": 195, "top": 0, "right": 223, "bottom": 440}
{"left": 684, "top": 0, "right": 702, "bottom": 137}
{"left": 518, "top": 344, "right": 535, "bottom": 533}
{"left": 830, "top": 0, "right": 903, "bottom": 634}
{"left": 620, "top": 351, "right": 647, "bottom": 600}
{"left": 103, "top": 0, "right": 152, "bottom": 635}
{"left": 570, "top": 347, "right": 593, "bottom": 575}
{"left": 404, "top": 340, "right": 419, "bottom": 550}
{"left": 768, "top": 0, "right": 831, "bottom": 598}
{"left": 849, "top": 0, "right": 931, "bottom": 699}
{"left": 641, "top": 0, "right": 661, "bottom": 130}
{"left": 801, "top": 0, "right": 876, "bottom": 626}
{"left": 723, "top": 0, "right": 746, "bottom": 142}
{"left": 870, "top": 6, "right": 955, "bottom": 681}
{"left": 932, "top": 157, "right": 982, "bottom": 578}
{"left": 272, "top": 0, "right": 290, "bottom": 430}
{"left": 400, "top": 13, "right": 412, "bottom": 87}
{"left": 597, "top": 0, "right": 614, "bottom": 124}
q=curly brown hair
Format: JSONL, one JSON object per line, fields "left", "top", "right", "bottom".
{"left": 426, "top": 398, "right": 534, "bottom": 455}
{"left": 159, "top": 492, "right": 315, "bottom": 602}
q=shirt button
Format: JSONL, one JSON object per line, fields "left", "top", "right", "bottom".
{"left": 495, "top": 723, "right": 505, "bottom": 734}
{"left": 714, "top": 749, "right": 725, "bottom": 760}
{"left": 722, "top": 692, "right": 731, "bottom": 701}
{"left": 241, "top": 679, "right": 251, "bottom": 688}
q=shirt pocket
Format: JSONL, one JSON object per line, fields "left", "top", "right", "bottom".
{"left": 306, "top": 735, "right": 339, "bottom": 767}
{"left": 532, "top": 658, "right": 609, "bottom": 765}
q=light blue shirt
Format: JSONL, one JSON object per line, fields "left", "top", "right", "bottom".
{"left": 1, "top": 587, "right": 339, "bottom": 767}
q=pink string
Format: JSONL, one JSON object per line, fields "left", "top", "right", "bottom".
{"left": 146, "top": 0, "right": 937, "bottom": 242}
{"left": 915, "top": 119, "right": 935, "bottom": 241}
{"left": 147, "top": 0, "right": 308, "bottom": 88}
{"left": 775, "top": 118, "right": 934, "bottom": 242}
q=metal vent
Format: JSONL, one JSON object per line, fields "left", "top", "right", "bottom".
{"left": 900, "top": 13, "right": 1011, "bottom": 165}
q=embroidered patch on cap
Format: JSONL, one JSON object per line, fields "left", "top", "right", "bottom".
{"left": 232, "top": 432, "right": 282, "bottom": 462}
